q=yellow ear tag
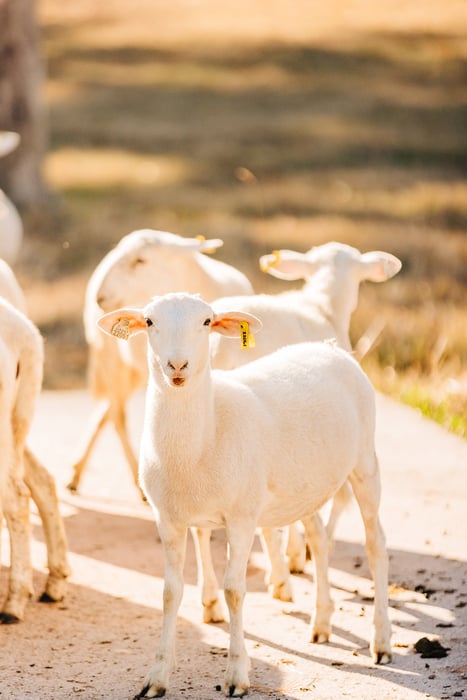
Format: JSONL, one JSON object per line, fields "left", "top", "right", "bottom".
{"left": 240, "top": 321, "right": 256, "bottom": 350}
{"left": 196, "top": 234, "right": 216, "bottom": 254}
{"left": 111, "top": 318, "right": 130, "bottom": 340}
{"left": 260, "top": 249, "right": 281, "bottom": 272}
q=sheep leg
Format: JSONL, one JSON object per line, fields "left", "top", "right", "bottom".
{"left": 325, "top": 481, "right": 353, "bottom": 546}
{"left": 286, "top": 522, "right": 307, "bottom": 573}
{"left": 223, "top": 520, "right": 256, "bottom": 697}
{"left": 67, "top": 399, "right": 110, "bottom": 493}
{"left": 349, "top": 460, "right": 392, "bottom": 664}
{"left": 1, "top": 474, "right": 33, "bottom": 623}
{"left": 24, "top": 447, "right": 70, "bottom": 602}
{"left": 301, "top": 512, "right": 334, "bottom": 643}
{"left": 191, "top": 527, "right": 225, "bottom": 623}
{"left": 260, "top": 527, "right": 294, "bottom": 601}
{"left": 136, "top": 523, "right": 187, "bottom": 699}
{"left": 110, "top": 402, "right": 143, "bottom": 497}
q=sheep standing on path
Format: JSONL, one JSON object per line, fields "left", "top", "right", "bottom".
{"left": 67, "top": 229, "right": 253, "bottom": 496}
{"left": 0, "top": 260, "right": 69, "bottom": 622}
{"left": 0, "top": 132, "right": 23, "bottom": 265}
{"left": 0, "top": 297, "right": 69, "bottom": 622}
{"left": 99, "top": 293, "right": 392, "bottom": 698}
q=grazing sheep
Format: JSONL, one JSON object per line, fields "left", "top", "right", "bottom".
{"left": 67, "top": 229, "right": 253, "bottom": 496}
{"left": 0, "top": 260, "right": 69, "bottom": 622}
{"left": 0, "top": 297, "right": 69, "bottom": 622}
{"left": 0, "top": 132, "right": 23, "bottom": 265}
{"left": 98, "top": 293, "right": 392, "bottom": 698}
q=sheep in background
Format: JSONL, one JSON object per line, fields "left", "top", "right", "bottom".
{"left": 209, "top": 242, "right": 401, "bottom": 577}
{"left": 0, "top": 296, "right": 69, "bottom": 622}
{"left": 0, "top": 132, "right": 23, "bottom": 265}
{"left": 66, "top": 229, "right": 253, "bottom": 496}
{"left": 0, "top": 259, "right": 70, "bottom": 621}
{"left": 98, "top": 293, "right": 392, "bottom": 698}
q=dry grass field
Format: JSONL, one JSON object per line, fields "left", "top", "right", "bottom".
{"left": 16, "top": 0, "right": 467, "bottom": 435}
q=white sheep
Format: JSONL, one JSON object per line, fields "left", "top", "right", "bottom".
{"left": 98, "top": 292, "right": 392, "bottom": 698}
{"left": 67, "top": 229, "right": 253, "bottom": 495}
{"left": 0, "top": 260, "right": 69, "bottom": 622}
{"left": 0, "top": 132, "right": 23, "bottom": 265}
{"left": 209, "top": 241, "right": 401, "bottom": 580}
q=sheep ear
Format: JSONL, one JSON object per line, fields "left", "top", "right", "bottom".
{"left": 211, "top": 310, "right": 262, "bottom": 338}
{"left": 0, "top": 131, "right": 20, "bottom": 158}
{"left": 259, "top": 250, "right": 314, "bottom": 280}
{"left": 359, "top": 251, "right": 402, "bottom": 282}
{"left": 194, "top": 235, "right": 224, "bottom": 254}
{"left": 97, "top": 308, "right": 147, "bottom": 340}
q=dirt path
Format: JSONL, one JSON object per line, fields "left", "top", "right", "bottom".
{"left": 1, "top": 390, "right": 466, "bottom": 699}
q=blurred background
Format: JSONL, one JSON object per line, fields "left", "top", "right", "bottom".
{"left": 1, "top": 0, "right": 466, "bottom": 436}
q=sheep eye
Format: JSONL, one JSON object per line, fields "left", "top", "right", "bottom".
{"left": 145, "top": 317, "right": 153, "bottom": 327}
{"left": 131, "top": 257, "right": 146, "bottom": 268}
{"left": 203, "top": 318, "right": 211, "bottom": 326}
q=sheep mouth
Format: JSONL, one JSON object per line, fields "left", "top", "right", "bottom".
{"left": 171, "top": 377, "right": 186, "bottom": 387}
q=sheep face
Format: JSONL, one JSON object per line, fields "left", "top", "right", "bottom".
{"left": 94, "top": 230, "right": 224, "bottom": 312}
{"left": 97, "top": 293, "right": 261, "bottom": 389}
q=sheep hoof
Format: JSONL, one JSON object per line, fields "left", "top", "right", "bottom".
{"left": 271, "top": 581, "right": 294, "bottom": 602}
{"left": 374, "top": 650, "right": 392, "bottom": 665}
{"left": 39, "top": 591, "right": 58, "bottom": 603}
{"left": 227, "top": 683, "right": 248, "bottom": 697}
{"left": 203, "top": 599, "right": 225, "bottom": 624}
{"left": 66, "top": 481, "right": 78, "bottom": 494}
{"left": 311, "top": 631, "right": 329, "bottom": 644}
{"left": 0, "top": 612, "right": 21, "bottom": 624}
{"left": 133, "top": 684, "right": 166, "bottom": 698}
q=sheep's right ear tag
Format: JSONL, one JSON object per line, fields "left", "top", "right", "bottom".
{"left": 111, "top": 318, "right": 130, "bottom": 340}
{"left": 240, "top": 321, "right": 256, "bottom": 350}
{"left": 260, "top": 249, "right": 281, "bottom": 272}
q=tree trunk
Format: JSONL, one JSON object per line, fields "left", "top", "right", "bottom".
{"left": 0, "top": 0, "right": 46, "bottom": 207}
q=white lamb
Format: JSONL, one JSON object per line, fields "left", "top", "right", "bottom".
{"left": 0, "top": 132, "right": 23, "bottom": 265}
{"left": 98, "top": 292, "right": 392, "bottom": 698}
{"left": 0, "top": 260, "right": 69, "bottom": 622}
{"left": 0, "top": 296, "right": 69, "bottom": 622}
{"left": 67, "top": 229, "right": 253, "bottom": 495}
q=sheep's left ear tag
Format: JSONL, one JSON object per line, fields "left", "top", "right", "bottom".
{"left": 240, "top": 321, "right": 256, "bottom": 350}
{"left": 196, "top": 234, "right": 216, "bottom": 255}
{"left": 111, "top": 318, "right": 131, "bottom": 340}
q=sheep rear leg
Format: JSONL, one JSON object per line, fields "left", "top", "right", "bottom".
{"left": 24, "top": 447, "right": 70, "bottom": 603}
{"left": 325, "top": 481, "right": 353, "bottom": 546}
{"left": 111, "top": 403, "right": 144, "bottom": 498}
{"left": 135, "top": 524, "right": 187, "bottom": 699}
{"left": 301, "top": 512, "right": 334, "bottom": 643}
{"left": 223, "top": 520, "right": 256, "bottom": 697}
{"left": 191, "top": 527, "right": 224, "bottom": 622}
{"left": 349, "top": 458, "right": 392, "bottom": 664}
{"left": 1, "top": 474, "right": 32, "bottom": 623}
{"left": 286, "top": 522, "right": 307, "bottom": 573}
{"left": 260, "top": 527, "right": 294, "bottom": 601}
{"left": 67, "top": 399, "right": 110, "bottom": 493}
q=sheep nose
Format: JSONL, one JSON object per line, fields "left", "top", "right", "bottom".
{"left": 167, "top": 360, "right": 189, "bottom": 372}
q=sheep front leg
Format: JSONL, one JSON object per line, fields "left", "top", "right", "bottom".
{"left": 135, "top": 524, "right": 187, "bottom": 699}
{"left": 191, "top": 527, "right": 225, "bottom": 623}
{"left": 67, "top": 399, "right": 110, "bottom": 493}
{"left": 223, "top": 520, "right": 256, "bottom": 698}
{"left": 301, "top": 513, "right": 334, "bottom": 643}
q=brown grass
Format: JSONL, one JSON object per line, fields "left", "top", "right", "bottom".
{"left": 15, "top": 1, "right": 467, "bottom": 435}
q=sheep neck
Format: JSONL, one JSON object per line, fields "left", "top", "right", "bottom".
{"left": 147, "top": 364, "right": 215, "bottom": 473}
{"left": 302, "top": 267, "right": 359, "bottom": 341}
